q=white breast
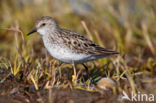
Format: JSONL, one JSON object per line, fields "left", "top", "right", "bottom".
{"left": 47, "top": 45, "right": 91, "bottom": 64}
{"left": 43, "top": 37, "right": 90, "bottom": 64}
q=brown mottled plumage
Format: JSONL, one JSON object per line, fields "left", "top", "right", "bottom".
{"left": 57, "top": 28, "right": 118, "bottom": 56}
{"left": 27, "top": 16, "right": 119, "bottom": 64}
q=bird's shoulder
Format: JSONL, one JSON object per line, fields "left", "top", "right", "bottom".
{"left": 59, "top": 28, "right": 94, "bottom": 45}
{"left": 58, "top": 28, "right": 100, "bottom": 53}
{"left": 58, "top": 28, "right": 119, "bottom": 56}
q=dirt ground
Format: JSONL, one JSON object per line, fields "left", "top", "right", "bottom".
{"left": 0, "top": 68, "right": 127, "bottom": 103}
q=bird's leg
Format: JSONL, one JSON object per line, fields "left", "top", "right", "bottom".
{"left": 82, "top": 63, "right": 88, "bottom": 73}
{"left": 72, "top": 61, "right": 77, "bottom": 84}
{"left": 82, "top": 63, "right": 90, "bottom": 80}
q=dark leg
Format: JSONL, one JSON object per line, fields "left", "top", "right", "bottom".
{"left": 82, "top": 63, "right": 88, "bottom": 73}
{"left": 82, "top": 63, "right": 90, "bottom": 80}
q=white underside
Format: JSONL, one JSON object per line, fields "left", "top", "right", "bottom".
{"left": 39, "top": 28, "right": 100, "bottom": 64}
{"left": 43, "top": 39, "right": 96, "bottom": 64}
{"left": 46, "top": 45, "right": 96, "bottom": 64}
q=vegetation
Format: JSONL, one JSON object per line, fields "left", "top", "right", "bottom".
{"left": 0, "top": 0, "right": 156, "bottom": 102}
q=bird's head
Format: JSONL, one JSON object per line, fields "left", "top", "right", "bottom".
{"left": 27, "top": 16, "right": 58, "bottom": 36}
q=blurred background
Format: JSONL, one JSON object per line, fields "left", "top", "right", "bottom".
{"left": 0, "top": 0, "right": 156, "bottom": 59}
{"left": 0, "top": 0, "right": 156, "bottom": 101}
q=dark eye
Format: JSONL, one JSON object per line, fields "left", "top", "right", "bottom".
{"left": 42, "top": 23, "right": 46, "bottom": 26}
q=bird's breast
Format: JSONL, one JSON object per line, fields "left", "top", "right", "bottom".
{"left": 43, "top": 38, "right": 90, "bottom": 64}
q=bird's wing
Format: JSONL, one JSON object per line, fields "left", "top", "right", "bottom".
{"left": 60, "top": 28, "right": 119, "bottom": 56}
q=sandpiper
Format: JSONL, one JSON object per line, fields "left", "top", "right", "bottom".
{"left": 27, "top": 16, "right": 119, "bottom": 80}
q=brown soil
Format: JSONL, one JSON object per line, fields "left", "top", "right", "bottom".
{"left": 0, "top": 68, "right": 125, "bottom": 103}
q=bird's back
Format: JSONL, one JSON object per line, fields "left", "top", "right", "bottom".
{"left": 57, "top": 28, "right": 119, "bottom": 57}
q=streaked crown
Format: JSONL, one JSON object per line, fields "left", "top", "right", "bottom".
{"left": 27, "top": 16, "right": 58, "bottom": 36}
{"left": 36, "top": 16, "right": 58, "bottom": 35}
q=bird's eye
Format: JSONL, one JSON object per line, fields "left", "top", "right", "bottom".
{"left": 42, "top": 23, "right": 46, "bottom": 26}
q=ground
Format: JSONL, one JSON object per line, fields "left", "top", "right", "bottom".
{"left": 0, "top": 68, "right": 123, "bottom": 103}
{"left": 0, "top": 0, "right": 156, "bottom": 103}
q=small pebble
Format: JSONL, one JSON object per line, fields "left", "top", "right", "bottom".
{"left": 96, "top": 77, "right": 116, "bottom": 90}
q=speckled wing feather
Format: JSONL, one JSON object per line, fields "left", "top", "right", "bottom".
{"left": 59, "top": 28, "right": 119, "bottom": 57}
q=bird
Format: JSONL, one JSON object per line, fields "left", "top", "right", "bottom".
{"left": 27, "top": 16, "right": 119, "bottom": 80}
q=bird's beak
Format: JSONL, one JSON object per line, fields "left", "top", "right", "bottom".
{"left": 27, "top": 28, "right": 37, "bottom": 36}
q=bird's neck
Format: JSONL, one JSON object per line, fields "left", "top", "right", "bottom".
{"left": 42, "top": 27, "right": 61, "bottom": 44}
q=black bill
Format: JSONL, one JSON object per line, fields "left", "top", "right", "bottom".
{"left": 27, "top": 28, "right": 37, "bottom": 36}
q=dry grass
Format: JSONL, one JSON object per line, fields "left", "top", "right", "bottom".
{"left": 0, "top": 0, "right": 156, "bottom": 102}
